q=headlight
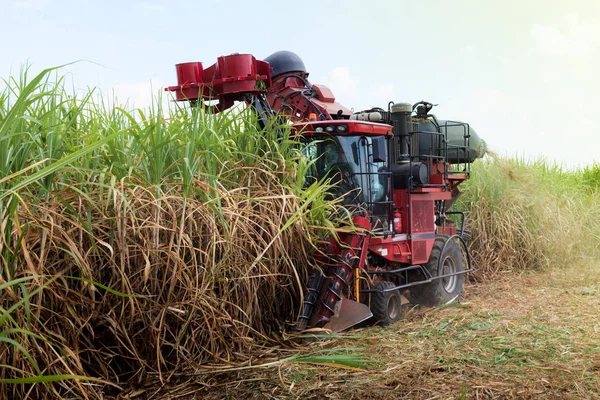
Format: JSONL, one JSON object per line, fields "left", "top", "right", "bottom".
{"left": 314, "top": 127, "right": 324, "bottom": 133}
{"left": 325, "top": 126, "right": 335, "bottom": 133}
{"left": 336, "top": 125, "right": 347, "bottom": 132}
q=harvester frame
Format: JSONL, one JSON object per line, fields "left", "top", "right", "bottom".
{"left": 166, "top": 52, "right": 483, "bottom": 333}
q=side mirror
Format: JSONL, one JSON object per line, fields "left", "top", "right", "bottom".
{"left": 372, "top": 137, "right": 387, "bottom": 163}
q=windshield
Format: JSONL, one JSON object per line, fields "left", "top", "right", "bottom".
{"left": 301, "top": 135, "right": 388, "bottom": 214}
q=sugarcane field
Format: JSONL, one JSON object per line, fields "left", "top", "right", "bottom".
{"left": 1, "top": 1, "right": 600, "bottom": 399}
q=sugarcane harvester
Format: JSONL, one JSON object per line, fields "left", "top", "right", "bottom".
{"left": 166, "top": 51, "right": 487, "bottom": 333}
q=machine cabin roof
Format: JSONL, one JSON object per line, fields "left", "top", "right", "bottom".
{"left": 292, "top": 120, "right": 393, "bottom": 137}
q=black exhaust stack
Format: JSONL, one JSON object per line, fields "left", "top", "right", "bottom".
{"left": 389, "top": 102, "right": 428, "bottom": 188}
{"left": 390, "top": 102, "right": 412, "bottom": 161}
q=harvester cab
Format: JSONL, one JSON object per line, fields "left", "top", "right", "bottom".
{"left": 296, "top": 120, "right": 390, "bottom": 211}
{"left": 166, "top": 51, "right": 486, "bottom": 333}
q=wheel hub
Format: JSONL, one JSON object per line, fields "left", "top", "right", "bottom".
{"left": 441, "top": 255, "right": 458, "bottom": 293}
{"left": 387, "top": 295, "right": 400, "bottom": 320}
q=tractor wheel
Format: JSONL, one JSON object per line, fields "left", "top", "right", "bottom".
{"left": 370, "top": 281, "right": 402, "bottom": 326}
{"left": 409, "top": 236, "right": 465, "bottom": 307}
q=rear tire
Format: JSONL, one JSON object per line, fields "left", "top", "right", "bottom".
{"left": 370, "top": 281, "right": 402, "bottom": 326}
{"left": 409, "top": 236, "right": 465, "bottom": 307}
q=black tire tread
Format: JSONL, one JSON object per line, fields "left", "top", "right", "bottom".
{"left": 408, "top": 235, "right": 465, "bottom": 307}
{"left": 370, "top": 281, "right": 402, "bottom": 326}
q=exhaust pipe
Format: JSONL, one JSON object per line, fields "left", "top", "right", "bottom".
{"left": 390, "top": 103, "right": 412, "bottom": 162}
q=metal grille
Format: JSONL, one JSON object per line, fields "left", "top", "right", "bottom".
{"left": 411, "top": 200, "right": 434, "bottom": 233}
{"left": 412, "top": 240, "right": 427, "bottom": 263}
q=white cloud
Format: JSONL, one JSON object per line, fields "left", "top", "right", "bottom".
{"left": 532, "top": 13, "right": 600, "bottom": 57}
{"left": 307, "top": 30, "right": 600, "bottom": 168}
{"left": 519, "top": 13, "right": 600, "bottom": 166}
{"left": 444, "top": 84, "right": 600, "bottom": 168}
{"left": 318, "top": 67, "right": 399, "bottom": 111}
{"left": 365, "top": 83, "right": 396, "bottom": 110}
{"left": 319, "top": 67, "right": 359, "bottom": 107}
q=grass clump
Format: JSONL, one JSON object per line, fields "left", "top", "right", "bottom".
{"left": 458, "top": 155, "right": 600, "bottom": 279}
{"left": 582, "top": 162, "right": 600, "bottom": 192}
{"left": 0, "top": 67, "right": 339, "bottom": 398}
{"left": 2, "top": 65, "right": 599, "bottom": 398}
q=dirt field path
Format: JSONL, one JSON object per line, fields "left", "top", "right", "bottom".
{"left": 157, "top": 266, "right": 600, "bottom": 400}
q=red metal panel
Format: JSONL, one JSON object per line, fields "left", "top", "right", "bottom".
{"left": 176, "top": 62, "right": 203, "bottom": 85}
{"left": 411, "top": 198, "right": 434, "bottom": 233}
{"left": 411, "top": 240, "right": 428, "bottom": 264}
{"left": 293, "top": 120, "right": 393, "bottom": 137}
{"left": 368, "top": 235, "right": 411, "bottom": 264}
{"left": 411, "top": 238, "right": 435, "bottom": 264}
{"left": 312, "top": 85, "right": 335, "bottom": 102}
{"left": 409, "top": 195, "right": 435, "bottom": 264}
{"left": 166, "top": 54, "right": 272, "bottom": 103}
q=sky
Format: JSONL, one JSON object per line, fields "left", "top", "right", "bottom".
{"left": 2, "top": 0, "right": 599, "bottom": 168}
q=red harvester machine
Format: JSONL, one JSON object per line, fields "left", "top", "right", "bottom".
{"left": 166, "top": 51, "right": 486, "bottom": 332}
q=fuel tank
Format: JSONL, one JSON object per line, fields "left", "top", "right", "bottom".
{"left": 416, "top": 120, "right": 487, "bottom": 163}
